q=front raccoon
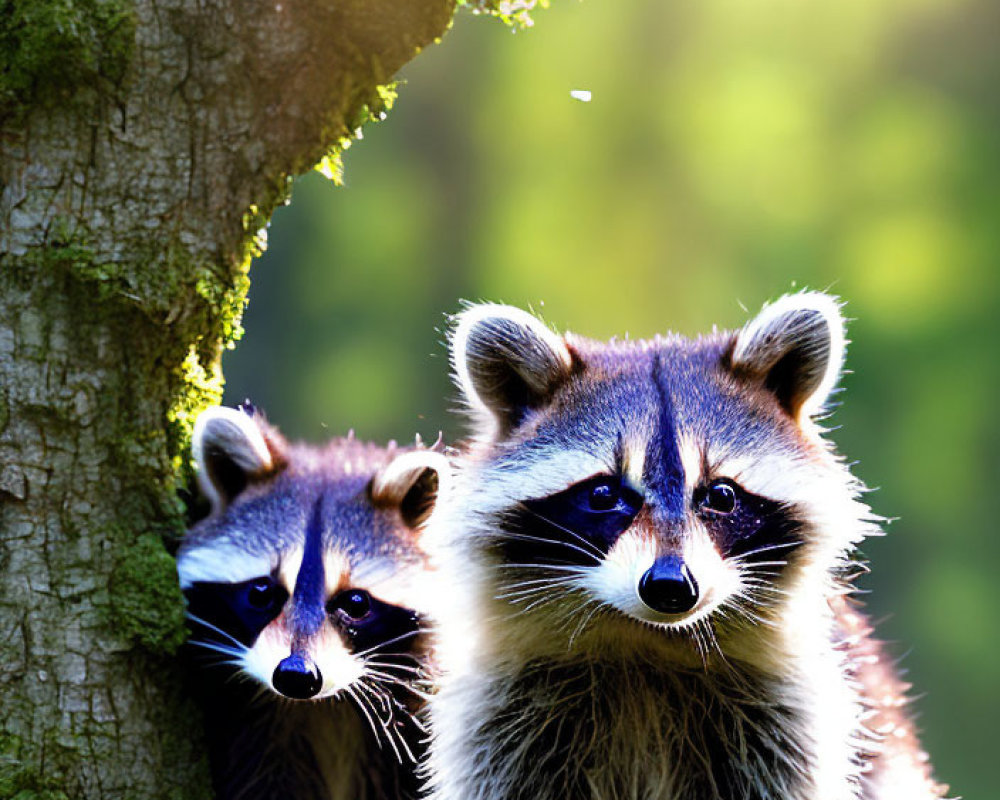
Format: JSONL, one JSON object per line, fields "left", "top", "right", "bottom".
{"left": 424, "top": 295, "right": 947, "bottom": 800}
{"left": 177, "top": 405, "right": 447, "bottom": 800}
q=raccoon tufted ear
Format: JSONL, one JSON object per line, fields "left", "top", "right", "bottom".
{"left": 192, "top": 406, "right": 284, "bottom": 514}
{"left": 730, "top": 292, "right": 847, "bottom": 422}
{"left": 371, "top": 450, "right": 451, "bottom": 530}
{"left": 450, "top": 304, "right": 574, "bottom": 440}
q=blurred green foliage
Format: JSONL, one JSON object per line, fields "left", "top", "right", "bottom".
{"left": 225, "top": 0, "right": 998, "bottom": 794}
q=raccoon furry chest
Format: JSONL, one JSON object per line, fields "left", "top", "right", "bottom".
{"left": 435, "top": 657, "right": 809, "bottom": 800}
{"left": 205, "top": 694, "right": 409, "bottom": 800}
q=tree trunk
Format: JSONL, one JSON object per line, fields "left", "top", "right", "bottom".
{"left": 0, "top": 0, "right": 456, "bottom": 795}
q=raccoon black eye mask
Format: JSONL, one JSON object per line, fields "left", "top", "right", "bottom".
{"left": 497, "top": 475, "right": 643, "bottom": 566}
{"left": 502, "top": 473, "right": 800, "bottom": 564}
{"left": 423, "top": 295, "right": 947, "bottom": 800}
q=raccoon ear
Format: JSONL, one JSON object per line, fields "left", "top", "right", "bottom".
{"left": 451, "top": 304, "right": 574, "bottom": 439}
{"left": 371, "top": 450, "right": 451, "bottom": 530}
{"left": 192, "top": 406, "right": 283, "bottom": 514}
{"left": 730, "top": 292, "right": 847, "bottom": 421}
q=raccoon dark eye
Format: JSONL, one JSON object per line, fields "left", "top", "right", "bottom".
{"left": 588, "top": 481, "right": 619, "bottom": 512}
{"left": 568, "top": 476, "right": 640, "bottom": 516}
{"left": 700, "top": 480, "right": 738, "bottom": 515}
{"left": 330, "top": 589, "right": 372, "bottom": 621}
{"left": 246, "top": 578, "right": 279, "bottom": 609}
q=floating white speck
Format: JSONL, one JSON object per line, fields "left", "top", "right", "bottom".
{"left": 570, "top": 90, "right": 592, "bottom": 103}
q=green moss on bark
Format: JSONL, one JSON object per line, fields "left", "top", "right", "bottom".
{"left": 108, "top": 534, "right": 188, "bottom": 656}
{"left": 0, "top": 0, "right": 136, "bottom": 115}
{"left": 316, "top": 82, "right": 400, "bottom": 183}
{"left": 0, "top": 732, "right": 69, "bottom": 800}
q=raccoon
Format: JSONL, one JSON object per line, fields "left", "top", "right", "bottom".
{"left": 423, "top": 294, "right": 948, "bottom": 800}
{"left": 177, "top": 405, "right": 447, "bottom": 800}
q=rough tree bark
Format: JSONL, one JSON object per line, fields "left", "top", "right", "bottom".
{"left": 0, "top": 0, "right": 468, "bottom": 795}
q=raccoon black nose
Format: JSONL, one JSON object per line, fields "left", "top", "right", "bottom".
{"left": 638, "top": 556, "right": 699, "bottom": 615}
{"left": 272, "top": 655, "right": 323, "bottom": 699}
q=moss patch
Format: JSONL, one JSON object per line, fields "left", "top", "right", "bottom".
{"left": 0, "top": 0, "right": 136, "bottom": 114}
{"left": 108, "top": 533, "right": 188, "bottom": 656}
{"left": 316, "top": 82, "right": 400, "bottom": 183}
{"left": 0, "top": 732, "right": 69, "bottom": 800}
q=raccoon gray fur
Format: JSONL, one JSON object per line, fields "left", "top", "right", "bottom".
{"left": 177, "top": 405, "right": 448, "bottom": 800}
{"left": 423, "top": 294, "right": 948, "bottom": 800}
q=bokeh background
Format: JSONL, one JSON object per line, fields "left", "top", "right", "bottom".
{"left": 225, "top": 0, "right": 998, "bottom": 794}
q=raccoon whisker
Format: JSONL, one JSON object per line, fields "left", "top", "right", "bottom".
{"left": 553, "top": 603, "right": 594, "bottom": 636}
{"left": 730, "top": 541, "right": 799, "bottom": 561}
{"left": 686, "top": 620, "right": 712, "bottom": 670}
{"left": 346, "top": 683, "right": 392, "bottom": 755}
{"left": 184, "top": 612, "right": 248, "bottom": 651}
{"left": 727, "top": 597, "right": 779, "bottom": 629}
{"left": 365, "top": 669, "right": 433, "bottom": 693}
{"left": 738, "top": 559, "right": 790, "bottom": 570}
{"left": 352, "top": 629, "right": 421, "bottom": 659}
{"left": 367, "top": 682, "right": 394, "bottom": 716}
{"left": 495, "top": 527, "right": 604, "bottom": 565}
{"left": 519, "top": 591, "right": 572, "bottom": 615}
{"left": 521, "top": 591, "right": 573, "bottom": 615}
{"left": 393, "top": 724, "right": 418, "bottom": 764}
{"left": 186, "top": 638, "right": 245, "bottom": 659}
{"left": 370, "top": 678, "right": 434, "bottom": 704}
{"left": 505, "top": 592, "right": 571, "bottom": 612}
{"left": 364, "top": 667, "right": 428, "bottom": 691}
{"left": 738, "top": 574, "right": 792, "bottom": 590}
{"left": 352, "top": 681, "right": 400, "bottom": 760}
{"left": 739, "top": 583, "right": 793, "bottom": 600}
{"left": 567, "top": 601, "right": 607, "bottom": 649}
{"left": 185, "top": 650, "right": 245, "bottom": 671}
{"left": 738, "top": 584, "right": 793, "bottom": 605}
{"left": 496, "top": 577, "right": 581, "bottom": 602}
{"left": 497, "top": 579, "right": 575, "bottom": 597}
{"left": 701, "top": 619, "right": 737, "bottom": 675}
{"left": 361, "top": 659, "right": 425, "bottom": 676}
{"left": 496, "top": 592, "right": 567, "bottom": 624}
{"left": 365, "top": 650, "right": 425, "bottom": 669}
{"left": 357, "top": 681, "right": 410, "bottom": 764}
{"left": 498, "top": 575, "right": 583, "bottom": 591}
{"left": 398, "top": 704, "right": 430, "bottom": 735}
{"left": 512, "top": 504, "right": 608, "bottom": 561}
{"left": 498, "top": 562, "right": 592, "bottom": 576}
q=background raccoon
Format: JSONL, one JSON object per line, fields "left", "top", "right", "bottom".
{"left": 424, "top": 294, "right": 948, "bottom": 800}
{"left": 177, "top": 405, "right": 447, "bottom": 800}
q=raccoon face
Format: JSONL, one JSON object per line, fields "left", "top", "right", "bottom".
{"left": 448, "top": 296, "right": 864, "bottom": 658}
{"left": 177, "top": 407, "right": 447, "bottom": 711}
